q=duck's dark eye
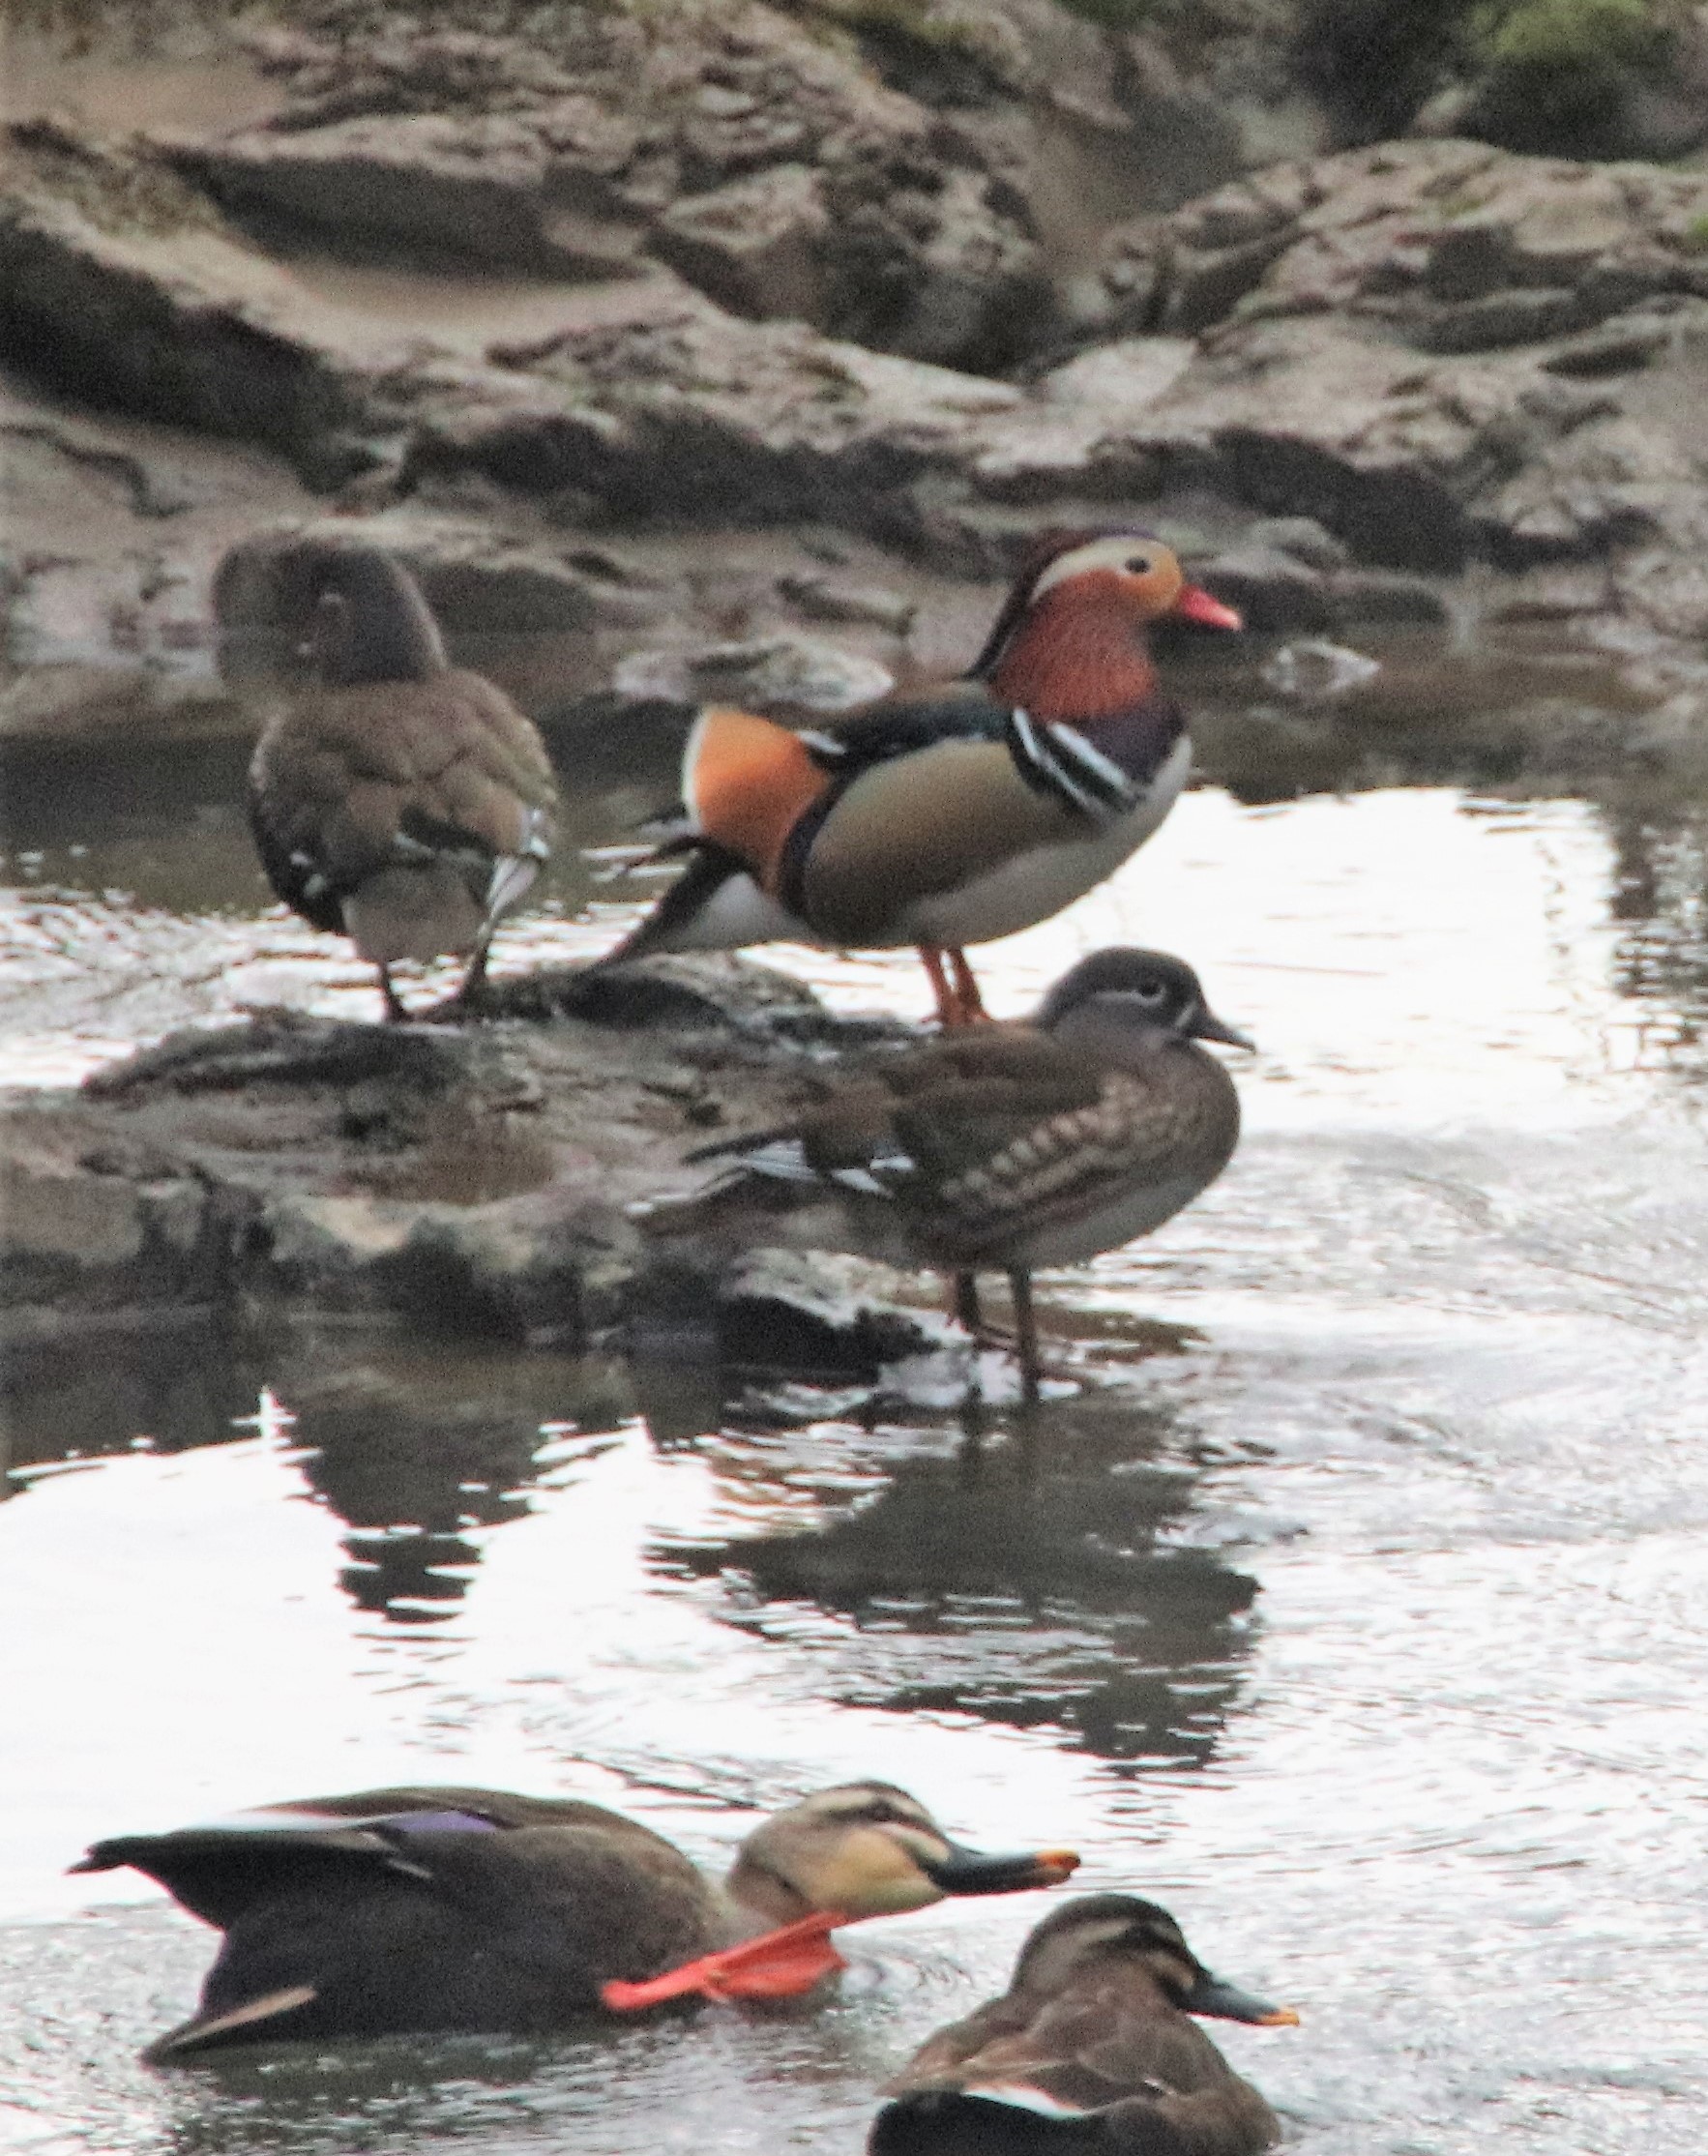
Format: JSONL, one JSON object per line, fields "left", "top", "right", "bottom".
{"left": 1125, "top": 556, "right": 1153, "bottom": 576}
{"left": 1134, "top": 978, "right": 1166, "bottom": 1003}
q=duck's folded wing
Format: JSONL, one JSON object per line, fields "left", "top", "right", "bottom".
{"left": 815, "top": 684, "right": 1147, "bottom": 819}
{"left": 912, "top": 1069, "right": 1209, "bottom": 1252}
{"left": 681, "top": 1038, "right": 1095, "bottom": 1192}
{"left": 879, "top": 1034, "right": 1106, "bottom": 1178}
{"left": 253, "top": 679, "right": 558, "bottom": 904}
{"left": 806, "top": 683, "right": 1016, "bottom": 767}
{"left": 69, "top": 1801, "right": 507, "bottom": 1931}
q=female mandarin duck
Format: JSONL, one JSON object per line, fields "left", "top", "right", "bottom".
{"left": 71, "top": 1781, "right": 1076, "bottom": 2060}
{"left": 869, "top": 1895, "right": 1297, "bottom": 2155}
{"left": 643, "top": 949, "right": 1250, "bottom": 1394}
{"left": 603, "top": 531, "right": 1241, "bottom": 1026}
{"left": 241, "top": 540, "right": 560, "bottom": 1021}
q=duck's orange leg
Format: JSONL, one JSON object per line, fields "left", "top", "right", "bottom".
{"left": 918, "top": 946, "right": 959, "bottom": 1028}
{"left": 947, "top": 947, "right": 990, "bottom": 1026}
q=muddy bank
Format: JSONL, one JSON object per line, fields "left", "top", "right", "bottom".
{"left": 0, "top": 955, "right": 955, "bottom": 1370}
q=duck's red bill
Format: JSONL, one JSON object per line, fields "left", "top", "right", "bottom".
{"left": 600, "top": 1911, "right": 849, "bottom": 2012}
{"left": 1172, "top": 583, "right": 1244, "bottom": 631}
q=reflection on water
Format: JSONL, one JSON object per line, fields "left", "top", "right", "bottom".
{"left": 669, "top": 1397, "right": 1254, "bottom": 1764}
{"left": 8, "top": 652, "right": 1708, "bottom": 2150}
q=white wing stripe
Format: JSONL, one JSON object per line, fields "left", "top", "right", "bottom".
{"left": 1045, "top": 721, "right": 1137, "bottom": 807}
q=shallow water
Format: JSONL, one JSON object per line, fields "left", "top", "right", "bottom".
{"left": 5, "top": 661, "right": 1708, "bottom": 2153}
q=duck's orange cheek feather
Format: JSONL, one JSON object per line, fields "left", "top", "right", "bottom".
{"left": 685, "top": 706, "right": 833, "bottom": 894}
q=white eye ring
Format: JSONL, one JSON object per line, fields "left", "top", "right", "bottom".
{"left": 1134, "top": 980, "right": 1166, "bottom": 1002}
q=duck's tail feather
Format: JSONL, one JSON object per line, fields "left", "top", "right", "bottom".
{"left": 590, "top": 846, "right": 747, "bottom": 968}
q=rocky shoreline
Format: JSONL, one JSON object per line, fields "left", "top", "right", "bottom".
{"left": 0, "top": 954, "right": 957, "bottom": 1370}
{"left": 10, "top": 0, "right": 1708, "bottom": 1359}
{"left": 10, "top": 2, "right": 1708, "bottom": 747}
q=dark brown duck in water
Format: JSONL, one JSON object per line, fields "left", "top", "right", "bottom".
{"left": 241, "top": 541, "right": 560, "bottom": 1021}
{"left": 640, "top": 950, "right": 1250, "bottom": 1396}
{"left": 869, "top": 1895, "right": 1297, "bottom": 2155}
{"left": 71, "top": 1781, "right": 1077, "bottom": 2062}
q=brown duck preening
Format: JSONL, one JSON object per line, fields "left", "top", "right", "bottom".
{"left": 599, "top": 532, "right": 1241, "bottom": 1027}
{"left": 868, "top": 1894, "right": 1297, "bottom": 2155}
{"left": 241, "top": 541, "right": 560, "bottom": 1021}
{"left": 70, "top": 1781, "right": 1077, "bottom": 2061}
{"left": 639, "top": 949, "right": 1251, "bottom": 1396}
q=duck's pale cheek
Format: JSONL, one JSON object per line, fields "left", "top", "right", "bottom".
{"left": 841, "top": 1873, "right": 944, "bottom": 1917}
{"left": 810, "top": 1832, "right": 944, "bottom": 1917}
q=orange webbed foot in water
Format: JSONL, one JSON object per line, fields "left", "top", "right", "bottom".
{"left": 600, "top": 1911, "right": 849, "bottom": 2011}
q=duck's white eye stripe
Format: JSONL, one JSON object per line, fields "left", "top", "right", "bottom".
{"left": 1028, "top": 534, "right": 1170, "bottom": 601}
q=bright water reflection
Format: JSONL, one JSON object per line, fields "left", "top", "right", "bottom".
{"left": 6, "top": 699, "right": 1708, "bottom": 2148}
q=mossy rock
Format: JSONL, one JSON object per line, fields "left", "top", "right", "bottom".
{"left": 1462, "top": 0, "right": 1690, "bottom": 153}
{"left": 1298, "top": 0, "right": 1701, "bottom": 156}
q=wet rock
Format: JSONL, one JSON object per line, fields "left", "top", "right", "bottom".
{"left": 1091, "top": 141, "right": 1708, "bottom": 358}
{"left": 175, "top": 3, "right": 1056, "bottom": 371}
{"left": 1259, "top": 636, "right": 1384, "bottom": 700}
{"left": 164, "top": 107, "right": 648, "bottom": 278}
{"left": 18, "top": 58, "right": 1708, "bottom": 706}
{"left": 1541, "top": 324, "right": 1669, "bottom": 382}
{"left": 811, "top": 0, "right": 1268, "bottom": 212}
{"left": 0, "top": 1136, "right": 246, "bottom": 1340}
{"left": 613, "top": 632, "right": 894, "bottom": 712}
{"left": 1020, "top": 142, "right": 1708, "bottom": 635}
{"left": 777, "top": 571, "right": 917, "bottom": 633}
{"left": 1196, "top": 543, "right": 1336, "bottom": 633}
{"left": 0, "top": 662, "right": 238, "bottom": 746}
{"left": 213, "top": 513, "right": 680, "bottom": 690}
{"left": 256, "top": 1184, "right": 638, "bottom": 1344}
{"left": 715, "top": 1249, "right": 938, "bottom": 1375}
{"left": 2, "top": 971, "right": 891, "bottom": 1350}
{"left": 0, "top": 119, "right": 402, "bottom": 484}
{"left": 1331, "top": 569, "right": 1452, "bottom": 626}
{"left": 483, "top": 953, "right": 863, "bottom": 1044}
{"left": 1246, "top": 514, "right": 1351, "bottom": 571}
{"left": 410, "top": 305, "right": 1022, "bottom": 546}
{"left": 652, "top": 162, "right": 831, "bottom": 322}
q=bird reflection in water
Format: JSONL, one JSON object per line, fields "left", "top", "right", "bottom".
{"left": 654, "top": 1384, "right": 1256, "bottom": 1771}
{"left": 270, "top": 1345, "right": 642, "bottom": 1622}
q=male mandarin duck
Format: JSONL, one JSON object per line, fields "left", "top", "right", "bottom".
{"left": 602, "top": 531, "right": 1242, "bottom": 1026}
{"left": 639, "top": 949, "right": 1250, "bottom": 1395}
{"left": 869, "top": 1894, "right": 1297, "bottom": 2155}
{"left": 239, "top": 540, "right": 560, "bottom": 1021}
{"left": 71, "top": 1781, "right": 1077, "bottom": 2060}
